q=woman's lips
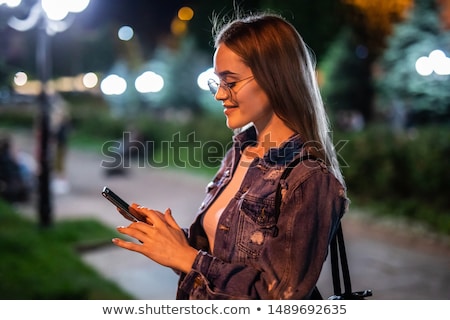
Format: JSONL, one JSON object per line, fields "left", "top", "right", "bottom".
{"left": 223, "top": 105, "right": 237, "bottom": 116}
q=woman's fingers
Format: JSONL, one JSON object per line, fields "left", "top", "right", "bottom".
{"left": 112, "top": 212, "right": 195, "bottom": 272}
{"left": 127, "top": 204, "right": 148, "bottom": 222}
{"left": 116, "top": 222, "right": 149, "bottom": 241}
{"left": 163, "top": 208, "right": 181, "bottom": 229}
{"left": 129, "top": 203, "right": 166, "bottom": 226}
{"left": 112, "top": 236, "right": 142, "bottom": 252}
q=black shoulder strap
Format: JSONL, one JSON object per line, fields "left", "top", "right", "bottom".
{"left": 330, "top": 224, "right": 352, "bottom": 297}
{"left": 329, "top": 224, "right": 373, "bottom": 299}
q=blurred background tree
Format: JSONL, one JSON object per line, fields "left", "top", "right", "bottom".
{"left": 375, "top": 0, "right": 450, "bottom": 126}
{"left": 319, "top": 0, "right": 415, "bottom": 127}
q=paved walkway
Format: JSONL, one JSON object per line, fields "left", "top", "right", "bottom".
{"left": 9, "top": 129, "right": 450, "bottom": 300}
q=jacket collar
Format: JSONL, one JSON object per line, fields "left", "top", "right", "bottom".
{"left": 233, "top": 125, "right": 304, "bottom": 166}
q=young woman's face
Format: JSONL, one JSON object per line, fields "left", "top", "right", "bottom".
{"left": 212, "top": 44, "right": 272, "bottom": 130}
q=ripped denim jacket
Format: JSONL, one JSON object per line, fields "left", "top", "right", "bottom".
{"left": 176, "top": 126, "right": 348, "bottom": 299}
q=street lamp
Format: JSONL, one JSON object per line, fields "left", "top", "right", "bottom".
{"left": 3, "top": 0, "right": 90, "bottom": 227}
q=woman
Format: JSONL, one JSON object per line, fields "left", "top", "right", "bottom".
{"left": 112, "top": 12, "right": 348, "bottom": 299}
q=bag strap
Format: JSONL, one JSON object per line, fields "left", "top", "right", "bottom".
{"left": 329, "top": 224, "right": 373, "bottom": 299}
{"left": 330, "top": 224, "right": 353, "bottom": 297}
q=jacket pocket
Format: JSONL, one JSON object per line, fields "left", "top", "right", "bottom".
{"left": 236, "top": 196, "right": 277, "bottom": 260}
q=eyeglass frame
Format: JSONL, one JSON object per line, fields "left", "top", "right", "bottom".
{"left": 207, "top": 75, "right": 254, "bottom": 96}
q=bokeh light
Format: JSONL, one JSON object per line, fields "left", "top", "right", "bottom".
{"left": 197, "top": 67, "right": 217, "bottom": 91}
{"left": 14, "top": 71, "right": 28, "bottom": 86}
{"left": 416, "top": 50, "right": 450, "bottom": 76}
{"left": 0, "top": 0, "right": 22, "bottom": 7}
{"left": 67, "top": 0, "right": 90, "bottom": 13}
{"left": 41, "top": 0, "right": 90, "bottom": 21}
{"left": 42, "top": 0, "right": 69, "bottom": 20}
{"left": 178, "top": 6, "right": 194, "bottom": 21}
{"left": 118, "top": 25, "right": 134, "bottom": 41}
{"left": 135, "top": 71, "right": 164, "bottom": 93}
{"left": 415, "top": 56, "right": 433, "bottom": 76}
{"left": 171, "top": 18, "right": 187, "bottom": 36}
{"left": 100, "top": 74, "right": 127, "bottom": 95}
{"left": 82, "top": 72, "right": 98, "bottom": 89}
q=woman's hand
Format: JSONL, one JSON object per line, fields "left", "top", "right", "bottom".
{"left": 112, "top": 203, "right": 198, "bottom": 274}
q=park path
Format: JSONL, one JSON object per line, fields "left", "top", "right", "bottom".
{"left": 10, "top": 129, "right": 450, "bottom": 300}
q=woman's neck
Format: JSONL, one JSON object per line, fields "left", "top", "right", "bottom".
{"left": 251, "top": 117, "right": 296, "bottom": 157}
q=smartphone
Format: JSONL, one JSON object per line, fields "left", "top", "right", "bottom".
{"left": 101, "top": 186, "right": 143, "bottom": 222}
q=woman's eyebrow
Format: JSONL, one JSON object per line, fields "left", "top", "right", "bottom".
{"left": 216, "top": 70, "right": 239, "bottom": 78}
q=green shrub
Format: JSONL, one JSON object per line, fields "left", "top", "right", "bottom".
{"left": 0, "top": 104, "right": 36, "bottom": 128}
{"left": 337, "top": 125, "right": 450, "bottom": 234}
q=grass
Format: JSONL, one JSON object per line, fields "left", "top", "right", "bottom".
{"left": 0, "top": 200, "right": 133, "bottom": 299}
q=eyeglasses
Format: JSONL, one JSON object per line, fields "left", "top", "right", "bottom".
{"left": 207, "top": 75, "right": 254, "bottom": 96}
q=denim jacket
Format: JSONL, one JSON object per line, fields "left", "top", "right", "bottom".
{"left": 176, "top": 126, "right": 348, "bottom": 299}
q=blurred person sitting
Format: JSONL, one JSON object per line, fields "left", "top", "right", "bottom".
{"left": 0, "top": 132, "right": 33, "bottom": 203}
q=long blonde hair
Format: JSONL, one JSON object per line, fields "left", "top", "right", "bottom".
{"left": 212, "top": 12, "right": 344, "bottom": 186}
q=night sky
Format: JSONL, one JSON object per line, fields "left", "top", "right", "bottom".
{"left": 0, "top": 1, "right": 263, "bottom": 77}
{"left": 0, "top": 0, "right": 216, "bottom": 78}
{"left": 81, "top": 0, "right": 195, "bottom": 40}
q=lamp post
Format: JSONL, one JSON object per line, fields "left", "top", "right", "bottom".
{"left": 36, "top": 11, "right": 52, "bottom": 227}
{"left": 2, "top": 0, "right": 90, "bottom": 227}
